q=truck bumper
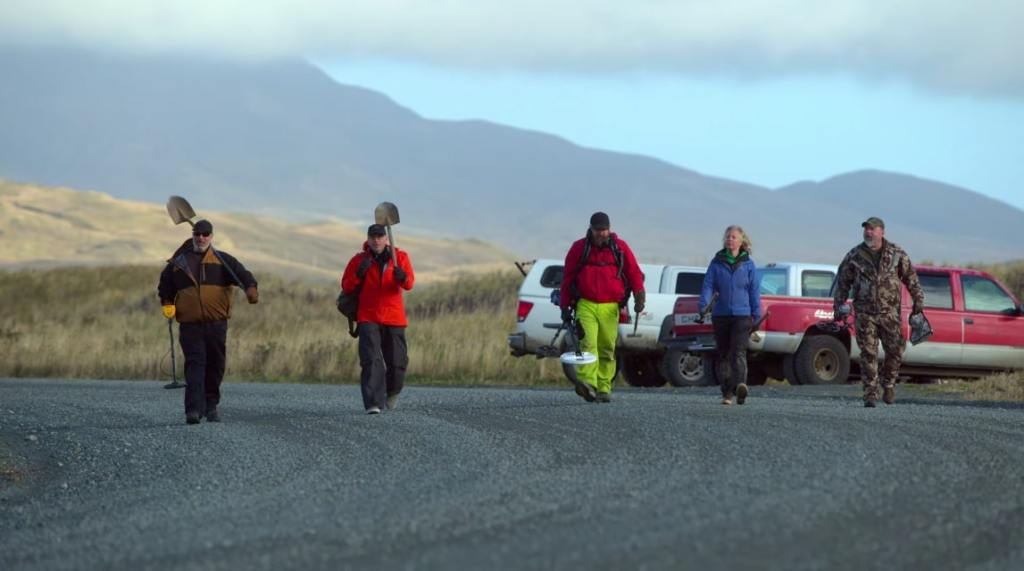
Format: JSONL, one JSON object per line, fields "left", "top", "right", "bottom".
{"left": 507, "top": 332, "right": 528, "bottom": 357}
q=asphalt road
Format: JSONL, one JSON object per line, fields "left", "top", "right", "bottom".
{"left": 1, "top": 379, "right": 1022, "bottom": 570}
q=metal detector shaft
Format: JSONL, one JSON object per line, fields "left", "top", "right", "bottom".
{"left": 164, "top": 318, "right": 184, "bottom": 389}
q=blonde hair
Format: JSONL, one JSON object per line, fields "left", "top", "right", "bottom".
{"left": 722, "top": 225, "right": 752, "bottom": 255}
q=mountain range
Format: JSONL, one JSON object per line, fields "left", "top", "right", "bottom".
{"left": 0, "top": 46, "right": 1019, "bottom": 265}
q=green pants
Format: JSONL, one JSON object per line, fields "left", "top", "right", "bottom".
{"left": 576, "top": 299, "right": 620, "bottom": 394}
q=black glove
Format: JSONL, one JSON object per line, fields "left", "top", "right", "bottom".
{"left": 356, "top": 255, "right": 373, "bottom": 278}
{"left": 561, "top": 307, "right": 573, "bottom": 325}
{"left": 633, "top": 290, "right": 646, "bottom": 314}
{"left": 393, "top": 266, "right": 407, "bottom": 284}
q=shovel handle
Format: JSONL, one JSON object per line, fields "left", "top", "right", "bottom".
{"left": 385, "top": 224, "right": 398, "bottom": 267}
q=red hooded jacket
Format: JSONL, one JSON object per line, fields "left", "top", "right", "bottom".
{"left": 560, "top": 233, "right": 644, "bottom": 308}
{"left": 340, "top": 243, "right": 415, "bottom": 327}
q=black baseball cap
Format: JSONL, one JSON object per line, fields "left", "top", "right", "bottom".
{"left": 193, "top": 219, "right": 213, "bottom": 234}
{"left": 590, "top": 211, "right": 610, "bottom": 230}
{"left": 367, "top": 224, "right": 387, "bottom": 237}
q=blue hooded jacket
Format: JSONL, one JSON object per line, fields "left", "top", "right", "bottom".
{"left": 699, "top": 250, "right": 762, "bottom": 321}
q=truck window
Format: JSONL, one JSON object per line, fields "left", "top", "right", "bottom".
{"left": 539, "top": 266, "right": 564, "bottom": 289}
{"left": 757, "top": 268, "right": 787, "bottom": 296}
{"left": 918, "top": 273, "right": 953, "bottom": 309}
{"left": 801, "top": 271, "right": 834, "bottom": 297}
{"left": 675, "top": 273, "right": 704, "bottom": 295}
{"left": 961, "top": 275, "right": 1016, "bottom": 313}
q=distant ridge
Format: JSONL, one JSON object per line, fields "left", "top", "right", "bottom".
{"left": 1, "top": 47, "right": 1021, "bottom": 264}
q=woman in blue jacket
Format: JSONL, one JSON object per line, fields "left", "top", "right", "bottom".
{"left": 699, "top": 225, "right": 761, "bottom": 405}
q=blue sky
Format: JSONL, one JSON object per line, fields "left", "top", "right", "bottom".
{"left": 3, "top": 0, "right": 1022, "bottom": 209}
{"left": 317, "top": 59, "right": 1024, "bottom": 209}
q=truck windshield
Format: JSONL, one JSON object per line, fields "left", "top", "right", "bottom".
{"left": 758, "top": 268, "right": 787, "bottom": 295}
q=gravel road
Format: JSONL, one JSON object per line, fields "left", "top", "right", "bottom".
{"left": 1, "top": 379, "right": 1022, "bottom": 570}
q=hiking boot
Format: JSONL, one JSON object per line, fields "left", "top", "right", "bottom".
{"left": 205, "top": 408, "right": 221, "bottom": 422}
{"left": 595, "top": 392, "right": 611, "bottom": 403}
{"left": 366, "top": 406, "right": 382, "bottom": 415}
{"left": 386, "top": 393, "right": 399, "bottom": 410}
{"left": 736, "top": 383, "right": 749, "bottom": 405}
{"left": 883, "top": 386, "right": 895, "bottom": 405}
{"left": 864, "top": 399, "right": 876, "bottom": 408}
{"left": 722, "top": 393, "right": 734, "bottom": 406}
{"left": 186, "top": 413, "right": 201, "bottom": 425}
{"left": 574, "top": 381, "right": 597, "bottom": 402}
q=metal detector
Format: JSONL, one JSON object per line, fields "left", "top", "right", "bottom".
{"left": 164, "top": 318, "right": 184, "bottom": 389}
{"left": 374, "top": 201, "right": 400, "bottom": 267}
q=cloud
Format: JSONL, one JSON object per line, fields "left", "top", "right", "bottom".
{"left": 1, "top": 0, "right": 1021, "bottom": 97}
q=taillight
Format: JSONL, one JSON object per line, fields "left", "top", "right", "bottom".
{"left": 517, "top": 300, "right": 534, "bottom": 322}
{"left": 619, "top": 306, "right": 631, "bottom": 324}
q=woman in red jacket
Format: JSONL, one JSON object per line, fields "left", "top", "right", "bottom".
{"left": 341, "top": 224, "right": 415, "bottom": 414}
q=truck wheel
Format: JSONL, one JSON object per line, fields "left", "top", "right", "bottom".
{"left": 622, "top": 354, "right": 666, "bottom": 387}
{"left": 793, "top": 335, "right": 850, "bottom": 385}
{"left": 661, "top": 349, "right": 717, "bottom": 387}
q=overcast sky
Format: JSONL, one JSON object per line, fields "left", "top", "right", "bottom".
{"left": 3, "top": 0, "right": 1022, "bottom": 207}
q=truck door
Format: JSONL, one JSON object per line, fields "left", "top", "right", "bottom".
{"left": 959, "top": 274, "right": 1024, "bottom": 369}
{"left": 902, "top": 272, "right": 963, "bottom": 366}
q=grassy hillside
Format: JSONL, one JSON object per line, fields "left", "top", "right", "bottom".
{"left": 0, "top": 265, "right": 568, "bottom": 386}
{"left": 0, "top": 178, "right": 513, "bottom": 283}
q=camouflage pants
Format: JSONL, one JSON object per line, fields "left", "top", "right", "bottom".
{"left": 854, "top": 311, "right": 904, "bottom": 401}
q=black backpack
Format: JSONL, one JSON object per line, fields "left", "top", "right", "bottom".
{"left": 336, "top": 254, "right": 373, "bottom": 338}
{"left": 569, "top": 235, "right": 632, "bottom": 307}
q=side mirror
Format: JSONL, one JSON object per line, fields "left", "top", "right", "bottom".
{"left": 550, "top": 289, "right": 561, "bottom": 306}
{"left": 1019, "top": 303, "right": 1024, "bottom": 316}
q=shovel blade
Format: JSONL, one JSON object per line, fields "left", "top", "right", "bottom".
{"left": 166, "top": 196, "right": 197, "bottom": 226}
{"left": 374, "top": 202, "right": 400, "bottom": 226}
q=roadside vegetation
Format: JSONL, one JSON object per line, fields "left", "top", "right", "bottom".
{"left": 1, "top": 263, "right": 1021, "bottom": 400}
{"left": 0, "top": 265, "right": 566, "bottom": 386}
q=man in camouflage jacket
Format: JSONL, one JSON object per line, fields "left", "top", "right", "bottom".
{"left": 833, "top": 217, "right": 925, "bottom": 407}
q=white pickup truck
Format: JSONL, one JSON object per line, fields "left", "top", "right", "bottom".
{"left": 507, "top": 259, "right": 706, "bottom": 387}
{"left": 659, "top": 261, "right": 838, "bottom": 386}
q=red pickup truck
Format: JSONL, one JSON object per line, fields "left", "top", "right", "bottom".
{"left": 666, "top": 265, "right": 1024, "bottom": 385}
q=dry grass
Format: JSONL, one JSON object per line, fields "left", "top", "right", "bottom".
{"left": 0, "top": 265, "right": 566, "bottom": 386}
{"left": 913, "top": 372, "right": 1024, "bottom": 402}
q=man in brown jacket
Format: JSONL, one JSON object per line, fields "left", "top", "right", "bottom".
{"left": 158, "top": 219, "right": 258, "bottom": 424}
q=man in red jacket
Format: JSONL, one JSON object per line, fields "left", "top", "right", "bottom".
{"left": 559, "top": 212, "right": 645, "bottom": 402}
{"left": 341, "top": 224, "right": 415, "bottom": 414}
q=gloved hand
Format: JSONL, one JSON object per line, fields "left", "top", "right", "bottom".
{"left": 393, "top": 266, "right": 407, "bottom": 284}
{"left": 245, "top": 286, "right": 259, "bottom": 304}
{"left": 356, "top": 255, "right": 373, "bottom": 278}
{"left": 560, "top": 307, "right": 573, "bottom": 325}
{"left": 162, "top": 305, "right": 176, "bottom": 319}
{"left": 633, "top": 290, "right": 646, "bottom": 314}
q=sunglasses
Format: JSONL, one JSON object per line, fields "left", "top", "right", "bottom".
{"left": 193, "top": 232, "right": 211, "bottom": 237}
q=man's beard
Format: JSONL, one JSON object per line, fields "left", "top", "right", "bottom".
{"left": 591, "top": 235, "right": 609, "bottom": 246}
{"left": 192, "top": 240, "right": 210, "bottom": 253}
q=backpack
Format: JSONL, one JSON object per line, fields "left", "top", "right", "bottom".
{"left": 336, "top": 254, "right": 373, "bottom": 338}
{"left": 569, "top": 235, "right": 632, "bottom": 308}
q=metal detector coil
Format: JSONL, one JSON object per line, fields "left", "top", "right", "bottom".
{"left": 560, "top": 351, "right": 597, "bottom": 366}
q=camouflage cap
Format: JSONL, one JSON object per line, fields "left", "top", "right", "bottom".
{"left": 861, "top": 216, "right": 885, "bottom": 229}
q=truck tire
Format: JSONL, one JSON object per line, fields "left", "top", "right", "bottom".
{"left": 621, "top": 354, "right": 666, "bottom": 387}
{"left": 661, "top": 349, "right": 717, "bottom": 387}
{"left": 793, "top": 335, "right": 850, "bottom": 385}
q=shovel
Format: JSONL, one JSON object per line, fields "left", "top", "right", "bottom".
{"left": 164, "top": 318, "right": 184, "bottom": 389}
{"left": 374, "top": 201, "right": 400, "bottom": 267}
{"left": 167, "top": 195, "right": 197, "bottom": 227}
{"left": 164, "top": 195, "right": 243, "bottom": 287}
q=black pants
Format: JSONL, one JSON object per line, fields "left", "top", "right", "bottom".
{"left": 712, "top": 316, "right": 752, "bottom": 396}
{"left": 357, "top": 323, "right": 408, "bottom": 410}
{"left": 179, "top": 320, "right": 228, "bottom": 417}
